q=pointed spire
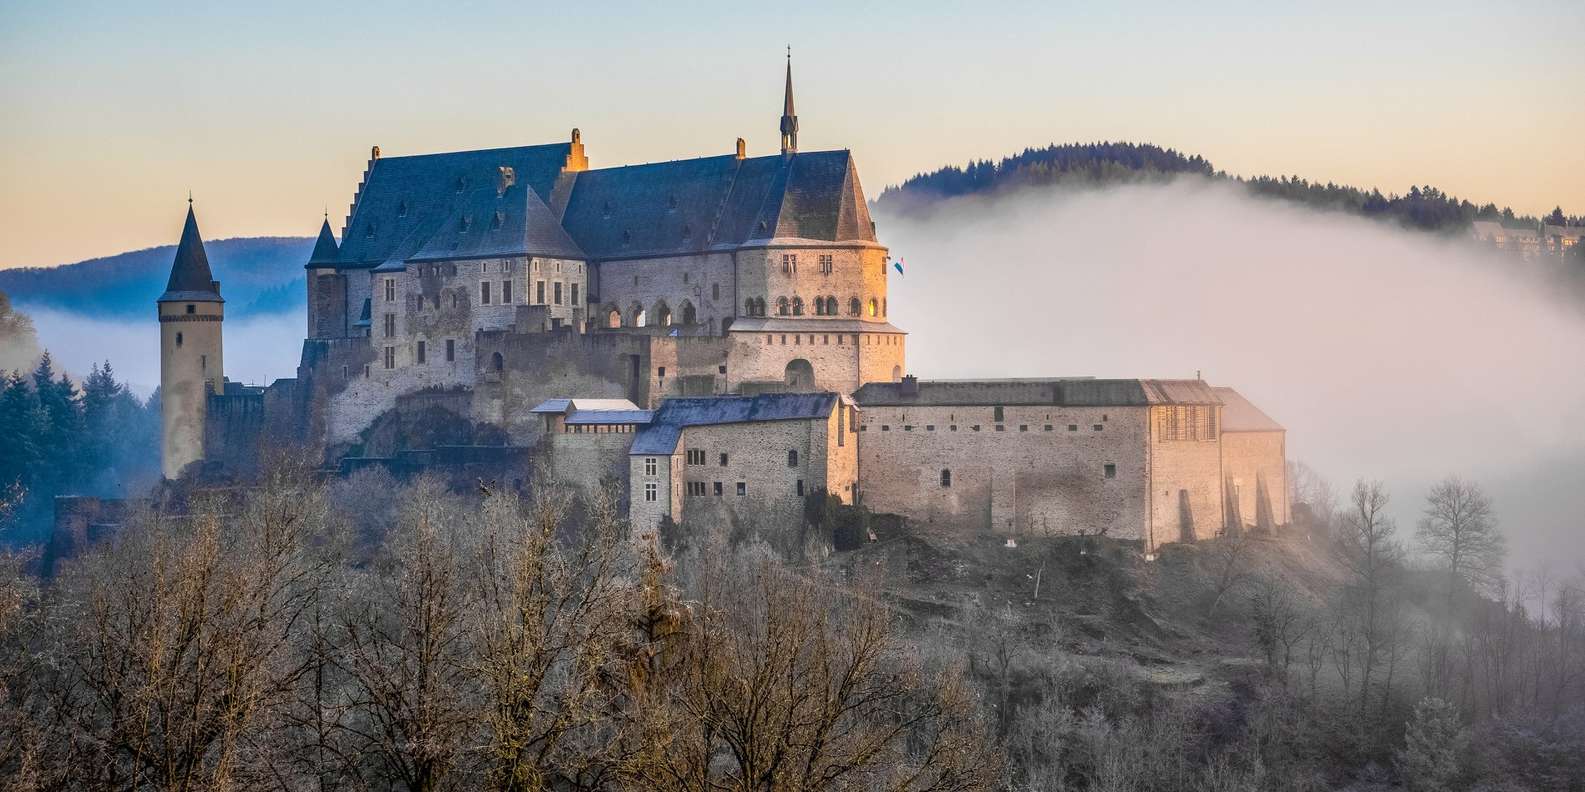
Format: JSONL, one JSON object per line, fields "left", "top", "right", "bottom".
{"left": 780, "top": 47, "right": 798, "bottom": 155}
{"left": 159, "top": 202, "right": 222, "bottom": 301}
{"left": 308, "top": 215, "right": 340, "bottom": 265}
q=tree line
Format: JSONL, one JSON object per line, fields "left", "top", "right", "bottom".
{"left": 874, "top": 142, "right": 1584, "bottom": 236}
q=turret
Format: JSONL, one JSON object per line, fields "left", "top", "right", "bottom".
{"left": 157, "top": 200, "right": 224, "bottom": 479}
{"left": 780, "top": 49, "right": 798, "bottom": 155}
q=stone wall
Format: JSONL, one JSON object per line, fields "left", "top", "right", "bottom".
{"left": 629, "top": 451, "right": 681, "bottom": 538}
{"left": 735, "top": 244, "right": 891, "bottom": 322}
{"left": 672, "top": 414, "right": 842, "bottom": 535}
{"left": 856, "top": 404, "right": 1149, "bottom": 539}
{"left": 1220, "top": 430, "right": 1289, "bottom": 529}
{"left": 1147, "top": 405, "right": 1226, "bottom": 549}
{"left": 308, "top": 269, "right": 347, "bottom": 338}
{"left": 546, "top": 429, "right": 635, "bottom": 503}
{"left": 727, "top": 328, "right": 904, "bottom": 393}
{"left": 594, "top": 252, "right": 737, "bottom": 332}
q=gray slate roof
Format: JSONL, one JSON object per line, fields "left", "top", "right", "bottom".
{"left": 566, "top": 409, "right": 652, "bottom": 425}
{"left": 318, "top": 144, "right": 877, "bottom": 270}
{"left": 335, "top": 144, "right": 573, "bottom": 268}
{"left": 852, "top": 378, "right": 1221, "bottom": 408}
{"left": 410, "top": 182, "right": 584, "bottom": 262}
{"left": 631, "top": 393, "right": 838, "bottom": 455}
{"left": 1211, "top": 387, "right": 1284, "bottom": 432}
{"left": 160, "top": 205, "right": 223, "bottom": 303}
{"left": 307, "top": 218, "right": 340, "bottom": 265}
{"left": 729, "top": 318, "right": 906, "bottom": 334}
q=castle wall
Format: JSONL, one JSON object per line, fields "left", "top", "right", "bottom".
{"left": 629, "top": 451, "right": 681, "bottom": 538}
{"left": 855, "top": 404, "right": 1149, "bottom": 539}
{"left": 1147, "top": 405, "right": 1225, "bottom": 548}
{"left": 727, "top": 328, "right": 904, "bottom": 393}
{"left": 472, "top": 332, "right": 657, "bottom": 444}
{"left": 736, "top": 244, "right": 891, "bottom": 321}
{"left": 1219, "top": 430, "right": 1289, "bottom": 530}
{"left": 546, "top": 429, "right": 637, "bottom": 502}
{"left": 594, "top": 252, "right": 737, "bottom": 332}
{"left": 308, "top": 269, "right": 348, "bottom": 338}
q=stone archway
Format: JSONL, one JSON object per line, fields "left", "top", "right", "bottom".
{"left": 891, "top": 365, "right": 902, "bottom": 382}
{"left": 604, "top": 304, "right": 623, "bottom": 328}
{"left": 654, "top": 300, "right": 672, "bottom": 327}
{"left": 680, "top": 300, "right": 697, "bottom": 325}
{"left": 784, "top": 358, "right": 815, "bottom": 392}
{"left": 630, "top": 302, "right": 646, "bottom": 327}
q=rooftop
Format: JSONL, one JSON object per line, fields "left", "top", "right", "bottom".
{"left": 630, "top": 393, "right": 839, "bottom": 455}
{"left": 852, "top": 378, "right": 1221, "bottom": 408}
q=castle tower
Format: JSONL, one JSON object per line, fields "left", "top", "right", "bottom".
{"left": 780, "top": 50, "right": 798, "bottom": 155}
{"left": 157, "top": 201, "right": 224, "bottom": 479}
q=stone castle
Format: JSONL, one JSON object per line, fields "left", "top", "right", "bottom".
{"left": 158, "top": 59, "right": 1289, "bottom": 553}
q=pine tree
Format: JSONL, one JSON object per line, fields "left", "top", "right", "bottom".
{"left": 1394, "top": 697, "right": 1467, "bottom": 791}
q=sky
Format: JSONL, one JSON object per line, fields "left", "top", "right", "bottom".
{"left": 1, "top": 0, "right": 1583, "bottom": 269}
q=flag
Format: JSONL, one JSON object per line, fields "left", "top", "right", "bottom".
{"left": 893, "top": 258, "right": 905, "bottom": 277}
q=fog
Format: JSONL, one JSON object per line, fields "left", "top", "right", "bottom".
{"left": 878, "top": 179, "right": 1585, "bottom": 574}
{"left": 20, "top": 305, "right": 305, "bottom": 397}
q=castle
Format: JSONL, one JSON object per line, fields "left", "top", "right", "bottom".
{"left": 158, "top": 59, "right": 1289, "bottom": 553}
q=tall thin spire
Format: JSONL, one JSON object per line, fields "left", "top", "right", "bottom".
{"left": 780, "top": 47, "right": 798, "bottom": 155}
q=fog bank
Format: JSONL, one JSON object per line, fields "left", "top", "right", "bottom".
{"left": 878, "top": 180, "right": 1585, "bottom": 574}
{"left": 20, "top": 305, "right": 305, "bottom": 397}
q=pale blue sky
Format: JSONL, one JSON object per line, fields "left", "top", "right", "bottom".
{"left": 2, "top": 0, "right": 1581, "bottom": 266}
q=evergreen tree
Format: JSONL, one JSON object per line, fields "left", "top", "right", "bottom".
{"left": 1395, "top": 698, "right": 1467, "bottom": 791}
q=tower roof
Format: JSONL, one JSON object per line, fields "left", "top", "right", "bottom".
{"left": 307, "top": 217, "right": 340, "bottom": 264}
{"left": 158, "top": 203, "right": 223, "bottom": 303}
{"left": 783, "top": 54, "right": 796, "bottom": 118}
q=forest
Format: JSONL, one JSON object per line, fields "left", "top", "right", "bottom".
{"left": 0, "top": 458, "right": 1580, "bottom": 791}
{"left": 874, "top": 142, "right": 1585, "bottom": 236}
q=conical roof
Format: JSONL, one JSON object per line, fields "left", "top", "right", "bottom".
{"left": 308, "top": 217, "right": 340, "bottom": 265}
{"left": 159, "top": 204, "right": 223, "bottom": 302}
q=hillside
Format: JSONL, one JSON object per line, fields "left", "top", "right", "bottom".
{"left": 0, "top": 236, "right": 312, "bottom": 318}
{"left": 875, "top": 142, "right": 1585, "bottom": 235}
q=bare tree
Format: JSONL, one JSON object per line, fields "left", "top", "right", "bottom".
{"left": 1418, "top": 476, "right": 1505, "bottom": 597}
{"left": 1249, "top": 578, "right": 1311, "bottom": 687}
{"left": 1332, "top": 480, "right": 1407, "bottom": 724}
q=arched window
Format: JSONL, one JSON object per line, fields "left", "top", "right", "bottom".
{"left": 776, "top": 297, "right": 790, "bottom": 316}
{"left": 655, "top": 301, "right": 672, "bottom": 327}
{"left": 791, "top": 297, "right": 803, "bottom": 316}
{"left": 825, "top": 295, "right": 837, "bottom": 317}
{"left": 491, "top": 351, "right": 504, "bottom": 372}
{"left": 788, "top": 449, "right": 798, "bottom": 467}
{"left": 940, "top": 469, "right": 951, "bottom": 488}
{"left": 606, "top": 308, "right": 622, "bottom": 328}
{"left": 681, "top": 301, "right": 696, "bottom": 325}
{"left": 630, "top": 303, "right": 646, "bottom": 327}
{"left": 746, "top": 297, "right": 756, "bottom": 315}
{"left": 812, "top": 297, "right": 824, "bottom": 316}
{"left": 849, "top": 297, "right": 861, "bottom": 317}
{"left": 868, "top": 298, "right": 878, "bottom": 317}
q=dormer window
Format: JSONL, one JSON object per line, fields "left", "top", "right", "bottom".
{"left": 491, "top": 210, "right": 504, "bottom": 229}
{"left": 365, "top": 224, "right": 376, "bottom": 239}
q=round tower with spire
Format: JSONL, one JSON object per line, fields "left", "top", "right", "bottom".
{"left": 157, "top": 200, "right": 224, "bottom": 479}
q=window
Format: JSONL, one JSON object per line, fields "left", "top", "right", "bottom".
{"left": 571, "top": 284, "right": 579, "bottom": 306}
{"left": 868, "top": 298, "right": 878, "bottom": 317}
{"left": 1068, "top": 424, "right": 1078, "bottom": 432}
{"left": 175, "top": 332, "right": 183, "bottom": 347}
{"left": 792, "top": 297, "right": 803, "bottom": 316}
{"left": 185, "top": 304, "right": 195, "bottom": 314}
{"left": 416, "top": 340, "right": 426, "bottom": 364}
{"left": 736, "top": 482, "right": 746, "bottom": 496}
{"left": 719, "top": 453, "right": 729, "bottom": 466}
{"left": 383, "top": 314, "right": 396, "bottom": 338}
{"left": 687, "top": 482, "right": 707, "bottom": 496}
{"left": 849, "top": 297, "right": 861, "bottom": 316}
{"left": 385, "top": 278, "right": 396, "bottom": 302}
{"left": 781, "top": 253, "right": 797, "bottom": 274}
{"left": 687, "top": 449, "right": 705, "bottom": 465}
{"left": 1104, "top": 464, "right": 1117, "bottom": 479}
{"left": 1093, "top": 424, "right": 1104, "bottom": 431}
{"left": 941, "top": 469, "right": 952, "bottom": 488}
{"left": 200, "top": 354, "right": 206, "bottom": 372}
{"left": 481, "top": 281, "right": 492, "bottom": 305}
{"left": 796, "top": 479, "right": 805, "bottom": 496}
{"left": 819, "top": 254, "right": 833, "bottom": 274}
{"left": 787, "top": 449, "right": 799, "bottom": 467}
{"left": 1020, "top": 425, "right": 1028, "bottom": 432}
{"left": 491, "top": 351, "right": 504, "bottom": 372}
{"left": 501, "top": 281, "right": 512, "bottom": 303}
{"left": 658, "top": 367, "right": 666, "bottom": 378}
{"left": 777, "top": 297, "right": 790, "bottom": 316}
{"left": 644, "top": 482, "right": 657, "bottom": 502}
{"left": 383, "top": 346, "right": 395, "bottom": 369}
{"left": 536, "top": 281, "right": 546, "bottom": 304}
{"left": 446, "top": 339, "right": 455, "bottom": 362}
{"left": 644, "top": 457, "right": 657, "bottom": 476}
{"left": 993, "top": 406, "right": 1004, "bottom": 422}
{"left": 713, "top": 481, "right": 723, "bottom": 496}
{"left": 1044, "top": 425, "right": 1053, "bottom": 431}
{"left": 554, "top": 282, "right": 563, "bottom": 305}
{"left": 712, "top": 283, "right": 720, "bottom": 300}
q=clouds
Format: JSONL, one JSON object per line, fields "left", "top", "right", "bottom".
{"left": 879, "top": 179, "right": 1585, "bottom": 572}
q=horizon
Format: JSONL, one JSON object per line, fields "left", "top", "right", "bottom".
{"left": 3, "top": 0, "right": 1583, "bottom": 269}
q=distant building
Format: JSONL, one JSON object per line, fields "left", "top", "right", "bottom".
{"left": 1471, "top": 220, "right": 1582, "bottom": 258}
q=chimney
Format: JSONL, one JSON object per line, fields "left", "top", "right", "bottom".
{"left": 497, "top": 166, "right": 516, "bottom": 194}
{"left": 370, "top": 145, "right": 381, "bottom": 160}
{"left": 899, "top": 374, "right": 919, "bottom": 396}
{"left": 735, "top": 138, "right": 746, "bottom": 160}
{"left": 564, "top": 128, "right": 588, "bottom": 172}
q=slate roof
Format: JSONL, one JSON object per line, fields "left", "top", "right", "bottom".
{"left": 566, "top": 409, "right": 652, "bottom": 425}
{"left": 410, "top": 181, "right": 584, "bottom": 262}
{"left": 630, "top": 393, "right": 838, "bottom": 455}
{"left": 160, "top": 205, "right": 223, "bottom": 303}
{"left": 1211, "top": 387, "right": 1284, "bottom": 432}
{"left": 529, "top": 398, "right": 643, "bottom": 414}
{"left": 334, "top": 144, "right": 573, "bottom": 268}
{"left": 852, "top": 379, "right": 1222, "bottom": 408}
{"left": 307, "top": 218, "right": 340, "bottom": 265}
{"left": 728, "top": 318, "right": 906, "bottom": 334}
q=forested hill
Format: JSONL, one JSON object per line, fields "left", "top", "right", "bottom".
{"left": 0, "top": 236, "right": 313, "bottom": 319}
{"left": 875, "top": 142, "right": 1583, "bottom": 234}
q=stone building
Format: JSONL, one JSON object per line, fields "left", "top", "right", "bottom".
{"left": 530, "top": 398, "right": 652, "bottom": 499}
{"left": 158, "top": 204, "right": 225, "bottom": 479}
{"left": 628, "top": 393, "right": 858, "bottom": 537}
{"left": 1213, "top": 386, "right": 1289, "bottom": 532}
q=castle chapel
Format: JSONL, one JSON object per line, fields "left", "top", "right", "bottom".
{"left": 158, "top": 60, "right": 1290, "bottom": 554}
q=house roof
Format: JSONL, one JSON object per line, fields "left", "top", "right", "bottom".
{"left": 159, "top": 205, "right": 223, "bottom": 303}
{"left": 630, "top": 393, "right": 838, "bottom": 455}
{"left": 1211, "top": 386, "right": 1284, "bottom": 432}
{"left": 852, "top": 378, "right": 1222, "bottom": 408}
{"left": 529, "top": 397, "right": 642, "bottom": 414}
{"left": 566, "top": 409, "right": 652, "bottom": 425}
